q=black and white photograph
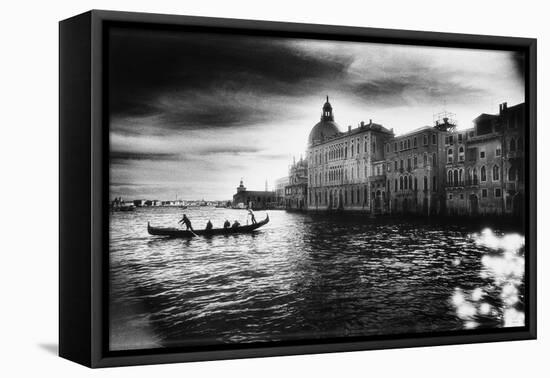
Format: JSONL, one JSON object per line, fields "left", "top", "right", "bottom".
{"left": 107, "top": 24, "right": 528, "bottom": 352}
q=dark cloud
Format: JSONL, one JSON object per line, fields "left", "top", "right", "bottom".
{"left": 110, "top": 151, "right": 181, "bottom": 163}
{"left": 353, "top": 75, "right": 487, "bottom": 106}
{"left": 108, "top": 26, "right": 351, "bottom": 132}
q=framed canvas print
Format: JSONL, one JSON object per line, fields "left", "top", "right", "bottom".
{"left": 59, "top": 10, "right": 537, "bottom": 368}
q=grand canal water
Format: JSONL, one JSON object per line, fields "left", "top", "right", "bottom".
{"left": 109, "top": 207, "right": 525, "bottom": 351}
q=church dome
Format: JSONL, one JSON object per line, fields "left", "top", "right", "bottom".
{"left": 308, "top": 96, "right": 341, "bottom": 146}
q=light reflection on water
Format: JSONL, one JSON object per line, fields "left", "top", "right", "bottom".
{"left": 450, "top": 229, "right": 525, "bottom": 329}
{"left": 109, "top": 207, "right": 525, "bottom": 351}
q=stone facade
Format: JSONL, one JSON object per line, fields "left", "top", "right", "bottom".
{"left": 285, "top": 157, "right": 308, "bottom": 210}
{"left": 232, "top": 179, "right": 276, "bottom": 210}
{"left": 445, "top": 102, "right": 525, "bottom": 216}
{"left": 299, "top": 98, "right": 525, "bottom": 217}
{"left": 385, "top": 123, "right": 450, "bottom": 215}
{"left": 306, "top": 98, "right": 394, "bottom": 212}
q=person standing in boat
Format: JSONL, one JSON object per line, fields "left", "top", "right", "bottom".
{"left": 178, "top": 214, "right": 194, "bottom": 231}
{"left": 247, "top": 209, "right": 257, "bottom": 224}
{"left": 206, "top": 220, "right": 213, "bottom": 230}
{"left": 223, "top": 219, "right": 231, "bottom": 229}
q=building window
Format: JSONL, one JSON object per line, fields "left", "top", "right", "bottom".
{"left": 458, "top": 134, "right": 463, "bottom": 144}
{"left": 407, "top": 158, "right": 411, "bottom": 170}
{"left": 413, "top": 155, "right": 418, "bottom": 168}
{"left": 448, "top": 193, "right": 453, "bottom": 200}
{"left": 459, "top": 193, "right": 464, "bottom": 200}
{"left": 423, "top": 176, "right": 428, "bottom": 191}
{"left": 394, "top": 142, "right": 397, "bottom": 152}
{"left": 432, "top": 134, "right": 436, "bottom": 144}
{"left": 414, "top": 177, "right": 418, "bottom": 191}
{"left": 496, "top": 147, "right": 502, "bottom": 156}
{"left": 400, "top": 141, "right": 404, "bottom": 151}
{"left": 409, "top": 175, "right": 412, "bottom": 189}
{"left": 482, "top": 188, "right": 488, "bottom": 198}
{"left": 480, "top": 150, "right": 486, "bottom": 159}
{"left": 404, "top": 176, "right": 408, "bottom": 190}
{"left": 423, "top": 153, "right": 428, "bottom": 166}
{"left": 395, "top": 179, "right": 398, "bottom": 191}
{"left": 447, "top": 170, "right": 453, "bottom": 185}
{"left": 481, "top": 166, "right": 487, "bottom": 182}
{"left": 448, "top": 148, "right": 453, "bottom": 155}
{"left": 459, "top": 169, "right": 463, "bottom": 184}
{"left": 432, "top": 153, "right": 437, "bottom": 166}
{"left": 510, "top": 138, "right": 517, "bottom": 152}
{"left": 495, "top": 188, "right": 502, "bottom": 197}
{"left": 386, "top": 144, "right": 390, "bottom": 153}
{"left": 423, "top": 135, "right": 428, "bottom": 145}
{"left": 433, "top": 176, "right": 436, "bottom": 191}
{"left": 449, "top": 135, "right": 453, "bottom": 145}
{"left": 413, "top": 137, "right": 417, "bottom": 147}
{"left": 453, "top": 170, "right": 459, "bottom": 186}
{"left": 458, "top": 146, "right": 465, "bottom": 162}
{"left": 400, "top": 160, "right": 404, "bottom": 170}
{"left": 399, "top": 176, "right": 404, "bottom": 190}
{"left": 394, "top": 160, "right": 398, "bottom": 170}
{"left": 493, "top": 165, "right": 500, "bottom": 181}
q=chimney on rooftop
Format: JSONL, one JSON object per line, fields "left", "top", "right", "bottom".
{"left": 348, "top": 125, "right": 352, "bottom": 132}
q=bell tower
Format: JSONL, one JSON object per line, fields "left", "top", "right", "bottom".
{"left": 321, "top": 95, "right": 334, "bottom": 121}
{"left": 237, "top": 178, "right": 247, "bottom": 193}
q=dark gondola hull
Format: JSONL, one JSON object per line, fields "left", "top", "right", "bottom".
{"left": 147, "top": 215, "right": 269, "bottom": 238}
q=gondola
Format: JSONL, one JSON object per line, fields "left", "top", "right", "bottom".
{"left": 147, "top": 214, "right": 269, "bottom": 238}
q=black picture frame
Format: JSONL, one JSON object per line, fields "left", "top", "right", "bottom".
{"left": 59, "top": 9, "right": 537, "bottom": 368}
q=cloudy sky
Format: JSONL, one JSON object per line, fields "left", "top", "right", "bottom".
{"left": 109, "top": 26, "right": 525, "bottom": 201}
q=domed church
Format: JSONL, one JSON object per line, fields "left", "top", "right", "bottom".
{"left": 306, "top": 96, "right": 394, "bottom": 213}
{"left": 308, "top": 96, "right": 341, "bottom": 146}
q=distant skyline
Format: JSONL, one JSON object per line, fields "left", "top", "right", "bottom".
{"left": 109, "top": 26, "right": 525, "bottom": 201}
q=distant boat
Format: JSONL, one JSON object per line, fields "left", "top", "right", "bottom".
{"left": 179, "top": 205, "right": 188, "bottom": 209}
{"left": 147, "top": 214, "right": 269, "bottom": 238}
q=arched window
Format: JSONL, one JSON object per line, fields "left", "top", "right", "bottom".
{"left": 414, "top": 177, "right": 418, "bottom": 191}
{"left": 399, "top": 176, "right": 404, "bottom": 190}
{"left": 493, "top": 165, "right": 500, "bottom": 181}
{"left": 473, "top": 168, "right": 478, "bottom": 184}
{"left": 432, "top": 152, "right": 437, "bottom": 166}
{"left": 424, "top": 176, "right": 428, "bottom": 191}
{"left": 481, "top": 166, "right": 487, "bottom": 181}
{"left": 423, "top": 153, "right": 428, "bottom": 166}
{"left": 395, "top": 179, "right": 398, "bottom": 191}
{"left": 413, "top": 155, "right": 418, "bottom": 168}
{"left": 409, "top": 175, "right": 413, "bottom": 189}
{"left": 459, "top": 169, "right": 463, "bottom": 184}
{"left": 453, "top": 170, "right": 459, "bottom": 186}
{"left": 510, "top": 138, "right": 516, "bottom": 152}
{"left": 447, "top": 170, "right": 453, "bottom": 185}
{"left": 404, "top": 176, "right": 408, "bottom": 190}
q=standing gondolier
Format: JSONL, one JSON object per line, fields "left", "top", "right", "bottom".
{"left": 247, "top": 209, "right": 257, "bottom": 224}
{"left": 178, "top": 214, "right": 194, "bottom": 232}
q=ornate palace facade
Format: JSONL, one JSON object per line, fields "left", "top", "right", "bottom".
{"left": 301, "top": 97, "right": 525, "bottom": 216}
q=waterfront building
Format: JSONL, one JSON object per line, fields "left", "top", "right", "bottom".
{"left": 274, "top": 176, "right": 289, "bottom": 207}
{"left": 445, "top": 102, "right": 525, "bottom": 216}
{"left": 285, "top": 156, "right": 308, "bottom": 210}
{"left": 232, "top": 179, "right": 276, "bottom": 210}
{"left": 306, "top": 97, "right": 394, "bottom": 211}
{"left": 385, "top": 114, "right": 454, "bottom": 215}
